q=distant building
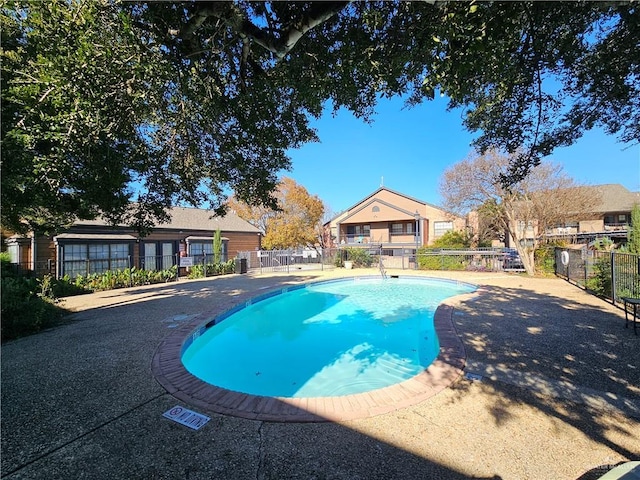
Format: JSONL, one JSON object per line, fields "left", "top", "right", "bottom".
{"left": 5, "top": 206, "right": 262, "bottom": 278}
{"left": 545, "top": 184, "right": 639, "bottom": 245}
{"left": 503, "top": 183, "right": 639, "bottom": 248}
{"left": 324, "top": 187, "right": 465, "bottom": 253}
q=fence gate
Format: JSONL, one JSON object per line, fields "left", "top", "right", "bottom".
{"left": 237, "top": 249, "right": 326, "bottom": 273}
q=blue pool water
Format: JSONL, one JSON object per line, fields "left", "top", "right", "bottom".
{"left": 182, "top": 277, "right": 475, "bottom": 398}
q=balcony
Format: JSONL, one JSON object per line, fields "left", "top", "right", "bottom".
{"left": 340, "top": 233, "right": 421, "bottom": 247}
{"left": 604, "top": 223, "right": 629, "bottom": 232}
{"left": 342, "top": 234, "right": 372, "bottom": 245}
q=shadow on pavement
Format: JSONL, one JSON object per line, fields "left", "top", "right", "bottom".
{"left": 2, "top": 273, "right": 504, "bottom": 479}
{"left": 448, "top": 284, "right": 640, "bottom": 461}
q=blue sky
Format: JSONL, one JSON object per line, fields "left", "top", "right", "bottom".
{"left": 284, "top": 96, "right": 640, "bottom": 216}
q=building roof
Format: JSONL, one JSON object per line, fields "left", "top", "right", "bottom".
{"left": 338, "top": 197, "right": 422, "bottom": 224}
{"left": 54, "top": 233, "right": 138, "bottom": 241}
{"left": 328, "top": 187, "right": 446, "bottom": 224}
{"left": 590, "top": 184, "right": 640, "bottom": 213}
{"left": 74, "top": 206, "right": 261, "bottom": 233}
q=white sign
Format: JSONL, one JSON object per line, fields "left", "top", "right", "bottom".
{"left": 179, "top": 257, "right": 194, "bottom": 267}
{"left": 163, "top": 405, "right": 210, "bottom": 430}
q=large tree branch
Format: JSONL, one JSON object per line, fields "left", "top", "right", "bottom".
{"left": 271, "top": 2, "right": 351, "bottom": 59}
{"left": 180, "top": 1, "right": 351, "bottom": 60}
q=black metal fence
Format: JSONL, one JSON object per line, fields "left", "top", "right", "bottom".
{"left": 415, "top": 248, "right": 524, "bottom": 272}
{"left": 0, "top": 260, "right": 57, "bottom": 278}
{"left": 237, "top": 249, "right": 327, "bottom": 273}
{"left": 4, "top": 253, "right": 230, "bottom": 280}
{"left": 237, "top": 246, "right": 525, "bottom": 274}
{"left": 554, "top": 247, "right": 640, "bottom": 306}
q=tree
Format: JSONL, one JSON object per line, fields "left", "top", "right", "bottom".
{"left": 430, "top": 231, "right": 472, "bottom": 249}
{"left": 229, "top": 177, "right": 324, "bottom": 249}
{"left": 317, "top": 202, "right": 335, "bottom": 250}
{"left": 628, "top": 204, "right": 640, "bottom": 254}
{"left": 439, "top": 150, "right": 599, "bottom": 275}
{"left": 213, "top": 228, "right": 223, "bottom": 264}
{"left": 3, "top": 1, "right": 637, "bottom": 234}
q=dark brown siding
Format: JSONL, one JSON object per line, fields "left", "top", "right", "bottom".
{"left": 35, "top": 236, "right": 55, "bottom": 265}
{"left": 42, "top": 226, "right": 261, "bottom": 270}
{"left": 225, "top": 231, "right": 261, "bottom": 258}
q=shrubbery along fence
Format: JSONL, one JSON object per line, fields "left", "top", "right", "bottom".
{"left": 4, "top": 253, "right": 231, "bottom": 282}
{"left": 554, "top": 247, "right": 640, "bottom": 306}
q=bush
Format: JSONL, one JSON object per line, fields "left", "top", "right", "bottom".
{"left": 71, "top": 265, "right": 178, "bottom": 290}
{"left": 585, "top": 256, "right": 612, "bottom": 297}
{"left": 417, "top": 250, "right": 467, "bottom": 271}
{"left": 430, "top": 230, "right": 472, "bottom": 249}
{"left": 187, "top": 264, "right": 205, "bottom": 279}
{"left": 343, "top": 247, "right": 373, "bottom": 267}
{"left": 1, "top": 274, "right": 68, "bottom": 342}
{"left": 52, "top": 275, "right": 89, "bottom": 297}
{"left": 187, "top": 260, "right": 235, "bottom": 279}
{"left": 535, "top": 243, "right": 565, "bottom": 275}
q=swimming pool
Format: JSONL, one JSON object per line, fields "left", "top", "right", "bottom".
{"left": 181, "top": 276, "right": 475, "bottom": 398}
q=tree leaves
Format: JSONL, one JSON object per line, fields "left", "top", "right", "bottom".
{"left": 230, "top": 177, "right": 324, "bottom": 249}
{"left": 439, "top": 149, "right": 601, "bottom": 274}
{"left": 2, "top": 1, "right": 637, "bottom": 235}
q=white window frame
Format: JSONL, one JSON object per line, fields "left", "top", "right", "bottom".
{"left": 433, "top": 221, "right": 453, "bottom": 238}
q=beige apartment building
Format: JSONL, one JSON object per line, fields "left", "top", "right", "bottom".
{"left": 325, "top": 187, "right": 465, "bottom": 253}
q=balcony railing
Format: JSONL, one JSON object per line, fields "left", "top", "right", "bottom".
{"left": 341, "top": 234, "right": 373, "bottom": 244}
{"left": 604, "top": 223, "right": 629, "bottom": 231}
{"left": 340, "top": 234, "right": 421, "bottom": 246}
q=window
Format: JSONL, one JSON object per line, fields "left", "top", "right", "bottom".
{"left": 372, "top": 206, "right": 380, "bottom": 213}
{"left": 189, "top": 241, "right": 227, "bottom": 260}
{"left": 7, "top": 244, "right": 18, "bottom": 264}
{"left": 89, "top": 244, "right": 109, "bottom": 274}
{"left": 190, "top": 242, "right": 213, "bottom": 256}
{"left": 63, "top": 244, "right": 88, "bottom": 278}
{"left": 517, "top": 220, "right": 533, "bottom": 232}
{"left": 391, "top": 222, "right": 418, "bottom": 236}
{"left": 433, "top": 221, "right": 453, "bottom": 238}
{"left": 144, "top": 243, "right": 157, "bottom": 270}
{"left": 62, "top": 243, "right": 130, "bottom": 277}
{"left": 110, "top": 244, "right": 130, "bottom": 270}
{"left": 346, "top": 225, "right": 370, "bottom": 243}
{"left": 162, "top": 243, "right": 173, "bottom": 270}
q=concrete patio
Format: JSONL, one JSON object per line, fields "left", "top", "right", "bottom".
{"left": 1, "top": 269, "right": 639, "bottom": 479}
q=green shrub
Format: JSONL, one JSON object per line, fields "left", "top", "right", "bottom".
{"left": 430, "top": 231, "right": 471, "bottom": 249}
{"left": 222, "top": 259, "right": 236, "bottom": 274}
{"left": 535, "top": 244, "right": 564, "bottom": 275}
{"left": 187, "top": 264, "right": 205, "bottom": 279}
{"left": 69, "top": 265, "right": 178, "bottom": 291}
{"left": 187, "top": 260, "right": 235, "bottom": 279}
{"left": 585, "top": 256, "right": 612, "bottom": 297}
{"left": 417, "top": 251, "right": 466, "bottom": 271}
{"left": 52, "top": 275, "right": 89, "bottom": 297}
{"left": 1, "top": 275, "right": 67, "bottom": 342}
{"left": 344, "top": 247, "right": 373, "bottom": 267}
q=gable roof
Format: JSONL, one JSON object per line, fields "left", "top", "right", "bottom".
{"left": 590, "top": 184, "right": 639, "bottom": 213}
{"left": 74, "top": 206, "right": 261, "bottom": 233}
{"left": 329, "top": 187, "right": 440, "bottom": 223}
{"left": 338, "top": 197, "right": 421, "bottom": 223}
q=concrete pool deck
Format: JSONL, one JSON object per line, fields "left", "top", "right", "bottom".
{"left": 2, "top": 269, "right": 639, "bottom": 479}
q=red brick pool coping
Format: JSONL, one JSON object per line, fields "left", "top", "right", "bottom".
{"left": 152, "top": 282, "right": 475, "bottom": 422}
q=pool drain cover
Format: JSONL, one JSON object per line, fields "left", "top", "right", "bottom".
{"left": 163, "top": 406, "right": 210, "bottom": 430}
